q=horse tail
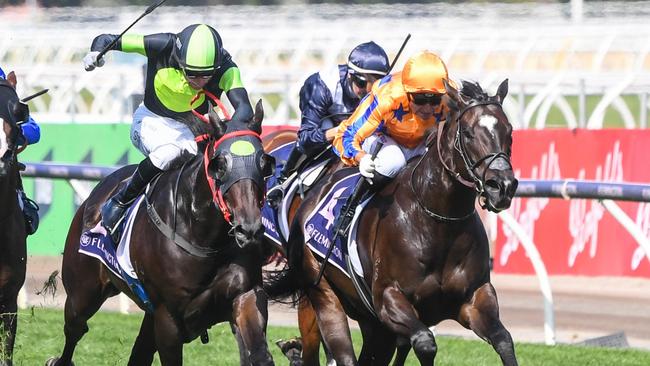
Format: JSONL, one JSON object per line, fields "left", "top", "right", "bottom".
{"left": 263, "top": 220, "right": 306, "bottom": 305}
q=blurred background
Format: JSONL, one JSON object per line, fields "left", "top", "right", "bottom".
{"left": 2, "top": 0, "right": 650, "bottom": 355}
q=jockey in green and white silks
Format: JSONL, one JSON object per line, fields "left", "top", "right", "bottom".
{"left": 83, "top": 24, "right": 254, "bottom": 234}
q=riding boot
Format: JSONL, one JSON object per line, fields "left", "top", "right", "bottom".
{"left": 267, "top": 146, "right": 305, "bottom": 207}
{"left": 337, "top": 173, "right": 391, "bottom": 237}
{"left": 101, "top": 157, "right": 162, "bottom": 234}
{"left": 20, "top": 190, "right": 40, "bottom": 235}
{"left": 279, "top": 146, "right": 306, "bottom": 183}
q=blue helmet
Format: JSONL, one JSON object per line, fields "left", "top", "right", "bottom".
{"left": 347, "top": 41, "right": 390, "bottom": 77}
{"left": 0, "top": 66, "right": 5, "bottom": 80}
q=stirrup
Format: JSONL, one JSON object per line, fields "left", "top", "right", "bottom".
{"left": 100, "top": 198, "right": 129, "bottom": 235}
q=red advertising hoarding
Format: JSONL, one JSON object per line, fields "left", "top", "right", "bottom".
{"left": 494, "top": 129, "right": 650, "bottom": 278}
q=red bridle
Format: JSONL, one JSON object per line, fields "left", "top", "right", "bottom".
{"left": 189, "top": 90, "right": 262, "bottom": 225}
{"left": 201, "top": 130, "right": 261, "bottom": 225}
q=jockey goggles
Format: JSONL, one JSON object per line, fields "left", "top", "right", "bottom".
{"left": 409, "top": 92, "right": 443, "bottom": 106}
{"left": 350, "top": 72, "right": 383, "bottom": 90}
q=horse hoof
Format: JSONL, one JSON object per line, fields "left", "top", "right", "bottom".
{"left": 44, "top": 357, "right": 74, "bottom": 366}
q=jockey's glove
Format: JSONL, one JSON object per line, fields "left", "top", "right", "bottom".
{"left": 83, "top": 51, "right": 105, "bottom": 71}
{"left": 359, "top": 154, "right": 377, "bottom": 179}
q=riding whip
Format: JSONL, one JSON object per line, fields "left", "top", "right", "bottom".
{"left": 314, "top": 141, "right": 384, "bottom": 286}
{"left": 20, "top": 88, "right": 49, "bottom": 103}
{"left": 386, "top": 34, "right": 411, "bottom": 74}
{"left": 96, "top": 0, "right": 169, "bottom": 61}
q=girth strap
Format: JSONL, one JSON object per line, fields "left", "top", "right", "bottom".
{"left": 145, "top": 196, "right": 221, "bottom": 258}
{"left": 345, "top": 254, "right": 378, "bottom": 318}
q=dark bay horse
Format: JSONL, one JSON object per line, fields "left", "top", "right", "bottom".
{"left": 266, "top": 79, "right": 519, "bottom": 365}
{"left": 0, "top": 72, "right": 29, "bottom": 366}
{"left": 47, "top": 102, "right": 277, "bottom": 366}
{"left": 262, "top": 131, "right": 338, "bottom": 366}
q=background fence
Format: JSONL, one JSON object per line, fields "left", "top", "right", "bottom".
{"left": 1, "top": 2, "right": 650, "bottom": 127}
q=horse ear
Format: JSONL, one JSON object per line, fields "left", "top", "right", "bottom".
{"left": 7, "top": 71, "right": 17, "bottom": 88}
{"left": 248, "top": 99, "right": 263, "bottom": 134}
{"left": 207, "top": 101, "right": 227, "bottom": 138}
{"left": 495, "top": 78, "right": 509, "bottom": 104}
{"left": 444, "top": 78, "right": 467, "bottom": 106}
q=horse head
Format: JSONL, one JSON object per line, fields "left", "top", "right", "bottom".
{"left": 441, "top": 78, "right": 518, "bottom": 212}
{"left": 205, "top": 100, "right": 275, "bottom": 248}
{"left": 0, "top": 72, "right": 28, "bottom": 177}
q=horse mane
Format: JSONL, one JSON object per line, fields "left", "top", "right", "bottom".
{"left": 460, "top": 80, "right": 489, "bottom": 102}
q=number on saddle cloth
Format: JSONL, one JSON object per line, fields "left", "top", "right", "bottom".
{"left": 303, "top": 170, "right": 366, "bottom": 275}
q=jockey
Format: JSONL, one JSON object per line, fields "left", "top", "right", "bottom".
{"left": 332, "top": 51, "right": 450, "bottom": 218}
{"left": 82, "top": 24, "right": 254, "bottom": 234}
{"left": 275, "top": 41, "right": 390, "bottom": 183}
{"left": 0, "top": 65, "right": 41, "bottom": 235}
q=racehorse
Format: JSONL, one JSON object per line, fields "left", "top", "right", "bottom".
{"left": 266, "top": 79, "right": 519, "bottom": 365}
{"left": 261, "top": 130, "right": 341, "bottom": 366}
{"left": 46, "top": 102, "right": 277, "bottom": 366}
{"left": 0, "top": 71, "right": 29, "bottom": 366}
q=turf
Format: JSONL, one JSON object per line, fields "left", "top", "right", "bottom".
{"left": 6, "top": 307, "right": 650, "bottom": 365}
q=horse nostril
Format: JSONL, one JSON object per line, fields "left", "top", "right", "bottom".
{"left": 485, "top": 179, "right": 501, "bottom": 192}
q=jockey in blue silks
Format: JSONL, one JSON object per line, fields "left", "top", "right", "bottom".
{"left": 273, "top": 41, "right": 390, "bottom": 183}
{"left": 0, "top": 65, "right": 41, "bottom": 235}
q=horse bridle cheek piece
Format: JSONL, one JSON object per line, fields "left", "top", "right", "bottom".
{"left": 437, "top": 100, "right": 513, "bottom": 198}
{"left": 201, "top": 130, "right": 262, "bottom": 226}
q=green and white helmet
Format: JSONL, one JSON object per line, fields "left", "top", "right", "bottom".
{"left": 173, "top": 24, "right": 224, "bottom": 77}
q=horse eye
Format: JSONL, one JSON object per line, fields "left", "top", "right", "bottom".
{"left": 209, "top": 153, "right": 231, "bottom": 181}
{"left": 260, "top": 153, "right": 276, "bottom": 179}
{"left": 462, "top": 129, "right": 474, "bottom": 139}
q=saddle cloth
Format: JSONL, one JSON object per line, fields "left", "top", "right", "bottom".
{"left": 78, "top": 195, "right": 144, "bottom": 281}
{"left": 303, "top": 171, "right": 372, "bottom": 278}
{"left": 262, "top": 142, "right": 330, "bottom": 246}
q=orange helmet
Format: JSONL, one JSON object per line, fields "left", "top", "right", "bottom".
{"left": 401, "top": 51, "right": 448, "bottom": 94}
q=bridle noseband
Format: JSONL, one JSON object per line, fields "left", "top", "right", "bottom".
{"left": 411, "top": 99, "right": 513, "bottom": 221}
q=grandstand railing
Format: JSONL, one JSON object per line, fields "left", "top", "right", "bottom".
{"left": 2, "top": 4, "right": 650, "bottom": 128}
{"left": 17, "top": 162, "right": 650, "bottom": 345}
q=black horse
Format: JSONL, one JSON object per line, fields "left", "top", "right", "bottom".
{"left": 267, "top": 80, "right": 519, "bottom": 365}
{"left": 46, "top": 102, "right": 277, "bottom": 366}
{"left": 0, "top": 71, "right": 30, "bottom": 366}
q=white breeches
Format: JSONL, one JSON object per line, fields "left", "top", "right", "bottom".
{"left": 361, "top": 134, "right": 426, "bottom": 178}
{"left": 130, "top": 104, "right": 198, "bottom": 170}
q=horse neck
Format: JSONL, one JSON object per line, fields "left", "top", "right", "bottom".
{"left": 406, "top": 123, "right": 477, "bottom": 219}
{"left": 173, "top": 155, "right": 229, "bottom": 245}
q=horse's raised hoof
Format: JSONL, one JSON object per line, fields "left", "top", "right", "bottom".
{"left": 276, "top": 338, "right": 303, "bottom": 365}
{"left": 410, "top": 329, "right": 437, "bottom": 359}
{"left": 45, "top": 357, "right": 74, "bottom": 366}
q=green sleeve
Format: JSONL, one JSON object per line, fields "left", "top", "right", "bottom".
{"left": 219, "top": 67, "right": 245, "bottom": 92}
{"left": 120, "top": 34, "right": 146, "bottom": 56}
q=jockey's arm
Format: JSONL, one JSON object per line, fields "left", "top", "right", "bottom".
{"left": 18, "top": 116, "right": 40, "bottom": 146}
{"left": 211, "top": 59, "right": 253, "bottom": 125}
{"left": 90, "top": 33, "right": 174, "bottom": 57}
{"left": 296, "top": 73, "right": 332, "bottom": 155}
{"left": 337, "top": 93, "right": 386, "bottom": 166}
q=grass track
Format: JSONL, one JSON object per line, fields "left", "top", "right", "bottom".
{"left": 8, "top": 308, "right": 650, "bottom": 365}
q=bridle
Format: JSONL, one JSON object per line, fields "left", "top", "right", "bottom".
{"left": 201, "top": 129, "right": 262, "bottom": 226}
{"left": 411, "top": 99, "right": 513, "bottom": 221}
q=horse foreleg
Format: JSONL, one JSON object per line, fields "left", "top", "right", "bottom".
{"left": 458, "top": 283, "right": 518, "bottom": 366}
{"left": 232, "top": 286, "right": 274, "bottom": 366}
{"left": 0, "top": 297, "right": 18, "bottom": 366}
{"left": 358, "top": 320, "right": 397, "bottom": 366}
{"left": 391, "top": 343, "right": 411, "bottom": 366}
{"left": 127, "top": 312, "right": 156, "bottom": 366}
{"left": 153, "top": 307, "right": 183, "bottom": 366}
{"left": 376, "top": 286, "right": 436, "bottom": 366}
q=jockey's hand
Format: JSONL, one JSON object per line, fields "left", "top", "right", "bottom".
{"left": 359, "top": 154, "right": 376, "bottom": 179}
{"left": 83, "top": 51, "right": 105, "bottom": 71}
